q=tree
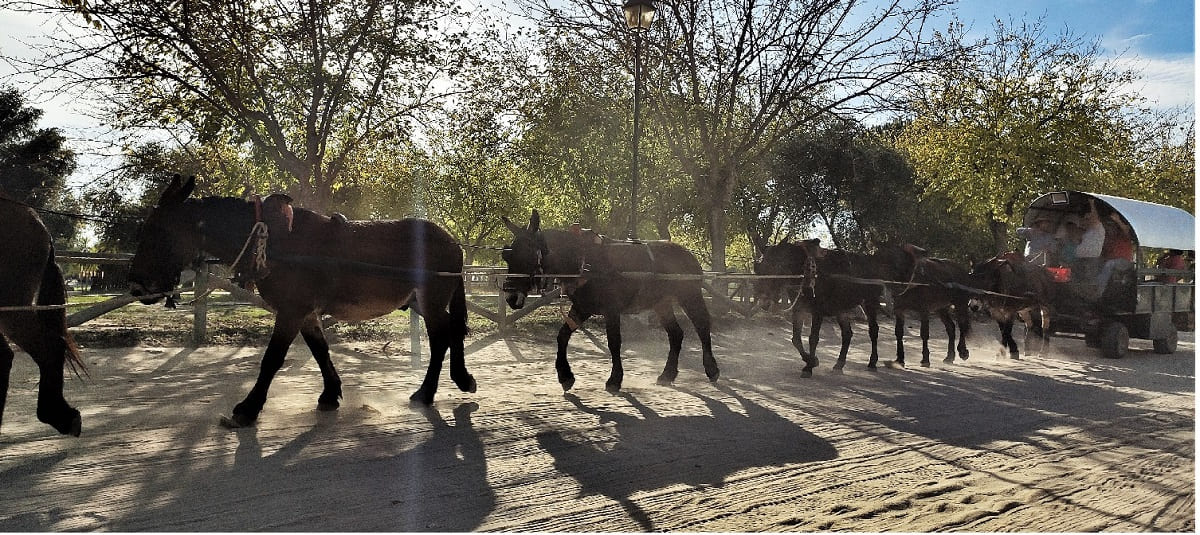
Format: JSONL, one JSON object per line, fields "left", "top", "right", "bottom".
{"left": 3, "top": 0, "right": 484, "bottom": 211}
{"left": 0, "top": 86, "right": 80, "bottom": 245}
{"left": 894, "top": 17, "right": 1149, "bottom": 253}
{"left": 520, "top": 0, "right": 957, "bottom": 270}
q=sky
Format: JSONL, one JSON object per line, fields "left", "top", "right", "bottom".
{"left": 0, "top": 0, "right": 1194, "bottom": 194}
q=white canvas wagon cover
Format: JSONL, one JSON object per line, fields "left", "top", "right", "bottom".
{"left": 1024, "top": 191, "right": 1195, "bottom": 251}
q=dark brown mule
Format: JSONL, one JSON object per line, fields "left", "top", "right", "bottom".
{"left": 0, "top": 197, "right": 83, "bottom": 436}
{"left": 500, "top": 210, "right": 719, "bottom": 392}
{"left": 753, "top": 239, "right": 882, "bottom": 377}
{"left": 871, "top": 243, "right": 973, "bottom": 367}
{"left": 129, "top": 175, "right": 475, "bottom": 427}
{"left": 968, "top": 252, "right": 1056, "bottom": 359}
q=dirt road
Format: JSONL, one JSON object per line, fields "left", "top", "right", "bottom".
{"left": 0, "top": 316, "right": 1193, "bottom": 531}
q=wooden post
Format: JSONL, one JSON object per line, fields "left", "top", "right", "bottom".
{"left": 410, "top": 308, "right": 422, "bottom": 367}
{"left": 191, "top": 264, "right": 209, "bottom": 346}
{"left": 497, "top": 291, "right": 508, "bottom": 331}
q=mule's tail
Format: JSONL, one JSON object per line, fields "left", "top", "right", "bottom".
{"left": 450, "top": 276, "right": 469, "bottom": 338}
{"left": 39, "top": 248, "right": 87, "bottom": 379}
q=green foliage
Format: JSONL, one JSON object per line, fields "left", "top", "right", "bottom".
{"left": 893, "top": 18, "right": 1173, "bottom": 252}
{"left": 0, "top": 86, "right": 81, "bottom": 246}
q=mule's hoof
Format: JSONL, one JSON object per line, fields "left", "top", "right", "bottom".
{"left": 705, "top": 366, "right": 720, "bottom": 382}
{"left": 409, "top": 389, "right": 435, "bottom": 406}
{"left": 60, "top": 414, "right": 82, "bottom": 437}
{"left": 656, "top": 375, "right": 674, "bottom": 386}
{"left": 801, "top": 369, "right": 813, "bottom": 378}
{"left": 831, "top": 367, "right": 845, "bottom": 375}
{"left": 317, "top": 401, "right": 340, "bottom": 412}
{"left": 457, "top": 374, "right": 478, "bottom": 394}
{"left": 866, "top": 365, "right": 879, "bottom": 372}
{"left": 943, "top": 357, "right": 956, "bottom": 365}
{"left": 958, "top": 352, "right": 970, "bottom": 361}
{"left": 560, "top": 375, "right": 576, "bottom": 392}
{"left": 605, "top": 381, "right": 622, "bottom": 394}
{"left": 219, "top": 413, "right": 256, "bottom": 429}
{"left": 920, "top": 361, "right": 931, "bottom": 368}
{"left": 1009, "top": 355, "right": 1022, "bottom": 360}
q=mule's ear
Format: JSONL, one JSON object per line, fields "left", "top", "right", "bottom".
{"left": 158, "top": 174, "right": 185, "bottom": 205}
{"left": 262, "top": 194, "right": 294, "bottom": 232}
{"left": 529, "top": 210, "right": 541, "bottom": 232}
{"left": 501, "top": 215, "right": 523, "bottom": 235}
{"left": 902, "top": 244, "right": 928, "bottom": 257}
{"left": 180, "top": 175, "right": 197, "bottom": 199}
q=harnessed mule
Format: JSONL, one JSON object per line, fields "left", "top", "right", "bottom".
{"left": 500, "top": 210, "right": 719, "bottom": 392}
{"left": 0, "top": 196, "right": 84, "bottom": 437}
{"left": 871, "top": 243, "right": 973, "bottom": 367}
{"left": 129, "top": 175, "right": 475, "bottom": 427}
{"left": 753, "top": 239, "right": 882, "bottom": 377}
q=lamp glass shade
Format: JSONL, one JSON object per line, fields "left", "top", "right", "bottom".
{"left": 622, "top": 0, "right": 655, "bottom": 30}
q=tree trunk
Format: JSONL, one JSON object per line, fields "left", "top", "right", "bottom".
{"left": 988, "top": 213, "right": 1009, "bottom": 254}
{"left": 708, "top": 203, "right": 728, "bottom": 272}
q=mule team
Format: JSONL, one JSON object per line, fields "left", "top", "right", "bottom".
{"left": 2, "top": 176, "right": 1053, "bottom": 437}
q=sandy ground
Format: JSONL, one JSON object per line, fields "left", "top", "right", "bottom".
{"left": 0, "top": 314, "right": 1193, "bottom": 532}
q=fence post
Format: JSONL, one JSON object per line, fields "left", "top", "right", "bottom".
{"left": 191, "top": 264, "right": 209, "bottom": 346}
{"left": 410, "top": 308, "right": 422, "bottom": 367}
{"left": 496, "top": 291, "right": 508, "bottom": 331}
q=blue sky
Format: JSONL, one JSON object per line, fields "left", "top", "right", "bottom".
{"left": 949, "top": 0, "right": 1195, "bottom": 109}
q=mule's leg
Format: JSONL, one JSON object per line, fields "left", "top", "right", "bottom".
{"left": 679, "top": 287, "right": 719, "bottom": 382}
{"left": 0, "top": 336, "right": 13, "bottom": 433}
{"left": 998, "top": 319, "right": 1019, "bottom": 359}
{"left": 938, "top": 309, "right": 956, "bottom": 364}
{"left": 791, "top": 307, "right": 818, "bottom": 378}
{"left": 866, "top": 303, "right": 880, "bottom": 369}
{"left": 918, "top": 312, "right": 932, "bottom": 367}
{"left": 299, "top": 315, "right": 341, "bottom": 411}
{"left": 954, "top": 304, "right": 971, "bottom": 361}
{"left": 603, "top": 313, "right": 624, "bottom": 393}
{"left": 1017, "top": 309, "right": 1042, "bottom": 358}
{"left": 446, "top": 281, "right": 476, "bottom": 394}
{"left": 412, "top": 297, "right": 453, "bottom": 406}
{"left": 556, "top": 305, "right": 591, "bottom": 391}
{"left": 1038, "top": 307, "right": 1053, "bottom": 357}
{"left": 5, "top": 315, "right": 80, "bottom": 436}
{"left": 228, "top": 314, "right": 304, "bottom": 427}
{"left": 893, "top": 313, "right": 906, "bottom": 367}
{"left": 653, "top": 302, "right": 684, "bottom": 386}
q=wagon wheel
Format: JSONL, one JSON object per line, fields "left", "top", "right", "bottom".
{"left": 1100, "top": 321, "right": 1129, "bottom": 359}
{"left": 1153, "top": 324, "right": 1179, "bottom": 354}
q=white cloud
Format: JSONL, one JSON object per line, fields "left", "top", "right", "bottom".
{"left": 1112, "top": 54, "right": 1196, "bottom": 111}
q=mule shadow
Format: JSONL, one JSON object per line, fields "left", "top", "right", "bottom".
{"left": 535, "top": 386, "right": 836, "bottom": 531}
{"left": 99, "top": 402, "right": 493, "bottom": 532}
{"left": 846, "top": 367, "right": 1151, "bottom": 448}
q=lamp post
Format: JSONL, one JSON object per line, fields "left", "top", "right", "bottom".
{"left": 622, "top": 0, "right": 654, "bottom": 240}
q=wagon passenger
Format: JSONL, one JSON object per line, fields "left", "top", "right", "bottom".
{"left": 1055, "top": 215, "right": 1084, "bottom": 266}
{"left": 1094, "top": 210, "right": 1134, "bottom": 296}
{"left": 1073, "top": 201, "right": 1105, "bottom": 293}
{"left": 1156, "top": 249, "right": 1188, "bottom": 283}
{"left": 1018, "top": 214, "right": 1059, "bottom": 265}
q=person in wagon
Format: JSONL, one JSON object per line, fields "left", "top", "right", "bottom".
{"left": 1055, "top": 214, "right": 1084, "bottom": 267}
{"left": 1018, "top": 213, "right": 1059, "bottom": 265}
{"left": 1155, "top": 249, "right": 1188, "bottom": 283}
{"left": 1093, "top": 206, "right": 1134, "bottom": 297}
{"left": 1068, "top": 200, "right": 1107, "bottom": 299}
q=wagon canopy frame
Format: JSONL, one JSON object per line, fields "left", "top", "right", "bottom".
{"left": 1023, "top": 191, "right": 1195, "bottom": 252}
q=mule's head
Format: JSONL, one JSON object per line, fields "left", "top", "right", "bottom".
{"left": 128, "top": 174, "right": 203, "bottom": 305}
{"left": 500, "top": 210, "right": 549, "bottom": 309}
{"left": 872, "top": 242, "right": 926, "bottom": 279}
{"left": 753, "top": 239, "right": 820, "bottom": 310}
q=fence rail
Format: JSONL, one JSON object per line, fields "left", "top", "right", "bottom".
{"left": 51, "top": 252, "right": 761, "bottom": 356}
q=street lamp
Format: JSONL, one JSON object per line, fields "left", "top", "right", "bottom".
{"left": 622, "top": 0, "right": 654, "bottom": 239}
